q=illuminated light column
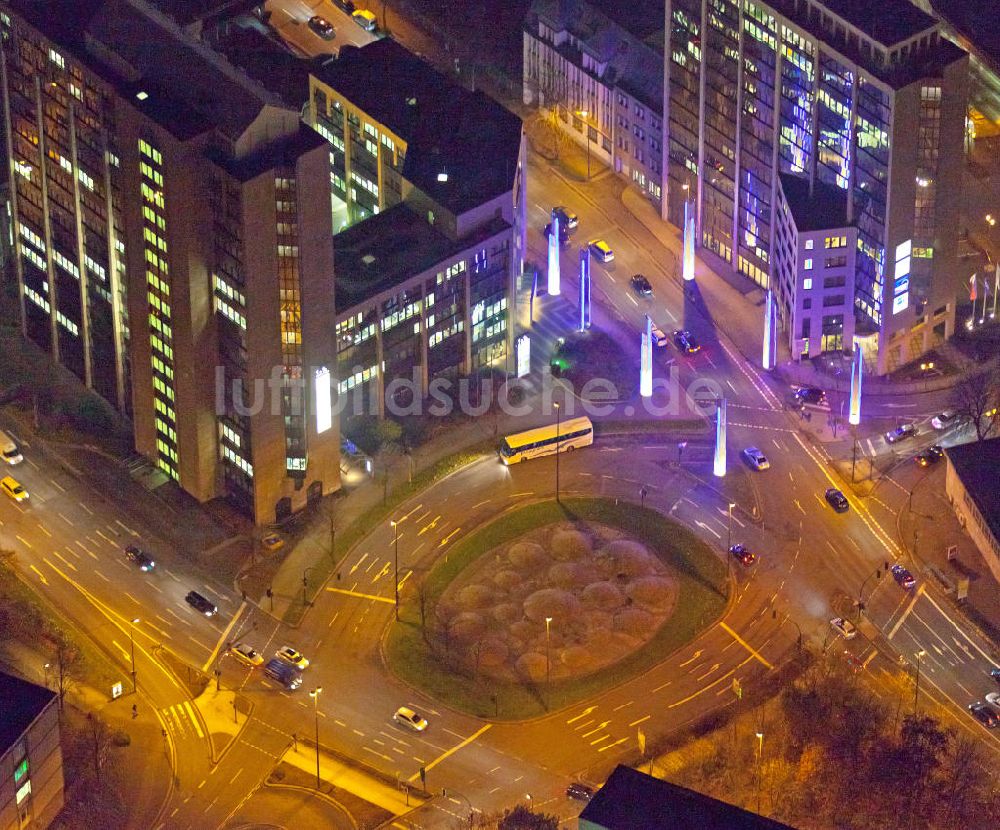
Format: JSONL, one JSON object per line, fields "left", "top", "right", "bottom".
{"left": 762, "top": 289, "right": 777, "bottom": 370}
{"left": 640, "top": 315, "right": 653, "bottom": 398}
{"left": 848, "top": 343, "right": 863, "bottom": 426}
{"left": 547, "top": 212, "right": 561, "bottom": 296}
{"left": 579, "top": 247, "right": 592, "bottom": 331}
{"left": 683, "top": 199, "right": 696, "bottom": 282}
{"left": 714, "top": 398, "right": 727, "bottom": 477}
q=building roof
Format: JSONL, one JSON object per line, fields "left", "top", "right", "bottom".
{"left": 945, "top": 437, "right": 1000, "bottom": 543}
{"left": 930, "top": 0, "right": 1000, "bottom": 73}
{"left": 0, "top": 672, "right": 57, "bottom": 753}
{"left": 529, "top": 0, "right": 663, "bottom": 111}
{"left": 209, "top": 20, "right": 313, "bottom": 106}
{"left": 778, "top": 174, "right": 852, "bottom": 233}
{"left": 219, "top": 123, "right": 328, "bottom": 182}
{"left": 816, "top": 0, "right": 937, "bottom": 47}
{"left": 332, "top": 203, "right": 510, "bottom": 311}
{"left": 6, "top": 0, "right": 291, "bottom": 141}
{"left": 580, "top": 766, "right": 799, "bottom": 830}
{"left": 314, "top": 39, "right": 523, "bottom": 216}
{"left": 149, "top": 0, "right": 260, "bottom": 26}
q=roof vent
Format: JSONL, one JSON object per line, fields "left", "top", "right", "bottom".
{"left": 136, "top": 91, "right": 149, "bottom": 101}
{"left": 407, "top": 96, "right": 417, "bottom": 106}
{"left": 361, "top": 254, "right": 376, "bottom": 266}
{"left": 437, "top": 172, "right": 449, "bottom": 183}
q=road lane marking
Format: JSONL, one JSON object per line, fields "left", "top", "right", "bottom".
{"left": 50, "top": 479, "right": 66, "bottom": 493}
{"left": 629, "top": 715, "right": 651, "bottom": 727}
{"left": 678, "top": 650, "right": 703, "bottom": 667}
{"left": 75, "top": 541, "right": 98, "bottom": 560}
{"left": 887, "top": 584, "right": 925, "bottom": 640}
{"left": 36, "top": 523, "right": 52, "bottom": 537}
{"left": 57, "top": 512, "right": 75, "bottom": 526}
{"left": 16, "top": 535, "right": 33, "bottom": 550}
{"left": 202, "top": 602, "right": 246, "bottom": 671}
{"left": 50, "top": 550, "right": 77, "bottom": 572}
{"left": 408, "top": 724, "right": 492, "bottom": 782}
{"left": 30, "top": 564, "right": 48, "bottom": 584}
{"left": 580, "top": 721, "right": 610, "bottom": 738}
{"left": 183, "top": 701, "right": 206, "bottom": 738}
{"left": 920, "top": 591, "right": 996, "bottom": 663}
{"left": 94, "top": 570, "right": 109, "bottom": 582}
{"left": 96, "top": 529, "right": 117, "bottom": 546}
{"left": 566, "top": 706, "right": 597, "bottom": 724}
{"left": 719, "top": 622, "right": 774, "bottom": 669}
{"left": 440, "top": 528, "right": 461, "bottom": 547}
{"left": 79, "top": 502, "right": 94, "bottom": 515}
{"left": 326, "top": 587, "right": 395, "bottom": 604}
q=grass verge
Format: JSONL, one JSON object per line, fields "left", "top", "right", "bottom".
{"left": 385, "top": 497, "right": 728, "bottom": 720}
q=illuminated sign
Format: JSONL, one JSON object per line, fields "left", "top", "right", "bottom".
{"left": 16, "top": 780, "right": 31, "bottom": 805}
{"left": 516, "top": 335, "right": 531, "bottom": 378}
{"left": 892, "top": 240, "right": 911, "bottom": 315}
{"left": 314, "top": 367, "right": 332, "bottom": 434}
{"left": 14, "top": 759, "right": 28, "bottom": 784}
{"left": 111, "top": 682, "right": 123, "bottom": 700}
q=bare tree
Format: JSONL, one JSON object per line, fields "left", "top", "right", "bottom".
{"left": 951, "top": 367, "right": 1000, "bottom": 441}
{"left": 51, "top": 635, "right": 84, "bottom": 713}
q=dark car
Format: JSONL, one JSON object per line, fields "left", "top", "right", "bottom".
{"left": 885, "top": 423, "right": 917, "bottom": 444}
{"left": 914, "top": 449, "right": 941, "bottom": 467}
{"left": 968, "top": 702, "right": 998, "bottom": 729}
{"left": 185, "top": 590, "right": 218, "bottom": 617}
{"left": 825, "top": 488, "right": 849, "bottom": 513}
{"left": 543, "top": 222, "right": 570, "bottom": 246}
{"left": 566, "top": 782, "right": 595, "bottom": 801}
{"left": 890, "top": 563, "right": 916, "bottom": 590}
{"left": 333, "top": 0, "right": 356, "bottom": 12}
{"left": 630, "top": 274, "right": 653, "bottom": 297}
{"left": 124, "top": 544, "right": 155, "bottom": 572}
{"left": 793, "top": 386, "right": 826, "bottom": 406}
{"left": 730, "top": 544, "right": 757, "bottom": 567}
{"left": 991, "top": 667, "right": 1000, "bottom": 684}
{"left": 553, "top": 206, "right": 578, "bottom": 229}
{"left": 673, "top": 329, "right": 700, "bottom": 354}
{"left": 307, "top": 15, "right": 335, "bottom": 39}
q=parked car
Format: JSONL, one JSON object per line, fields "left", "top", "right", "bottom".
{"left": 968, "top": 702, "right": 998, "bottom": 729}
{"left": 1, "top": 476, "right": 29, "bottom": 502}
{"left": 124, "top": 544, "right": 156, "bottom": 572}
{"left": 307, "top": 15, "right": 335, "bottom": 39}
{"left": 261, "top": 532, "right": 285, "bottom": 553}
{"left": 885, "top": 423, "right": 917, "bottom": 444}
{"left": 914, "top": 448, "right": 942, "bottom": 467}
{"left": 552, "top": 206, "right": 578, "bottom": 229}
{"left": 352, "top": 9, "right": 377, "bottom": 31}
{"left": 630, "top": 274, "right": 653, "bottom": 297}
{"left": 263, "top": 657, "right": 302, "bottom": 690}
{"left": 566, "top": 782, "right": 595, "bottom": 801}
{"left": 276, "top": 646, "right": 310, "bottom": 670}
{"left": 230, "top": 642, "right": 264, "bottom": 667}
{"left": 730, "top": 544, "right": 757, "bottom": 567}
{"left": 824, "top": 488, "right": 849, "bottom": 513}
{"left": 931, "top": 410, "right": 957, "bottom": 430}
{"left": 651, "top": 324, "right": 669, "bottom": 348}
{"left": 393, "top": 706, "right": 428, "bottom": 731}
{"left": 793, "top": 386, "right": 826, "bottom": 406}
{"left": 741, "top": 447, "right": 770, "bottom": 471}
{"left": 830, "top": 617, "right": 857, "bottom": 640}
{"left": 0, "top": 429, "right": 23, "bottom": 465}
{"left": 985, "top": 692, "right": 1000, "bottom": 709}
{"left": 890, "top": 563, "right": 916, "bottom": 590}
{"left": 185, "top": 590, "right": 218, "bottom": 616}
{"left": 673, "top": 329, "right": 700, "bottom": 354}
{"left": 333, "top": 0, "right": 356, "bottom": 12}
{"left": 587, "top": 239, "right": 614, "bottom": 263}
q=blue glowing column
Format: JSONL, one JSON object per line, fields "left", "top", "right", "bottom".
{"left": 762, "top": 289, "right": 777, "bottom": 370}
{"left": 579, "top": 247, "right": 591, "bottom": 331}
{"left": 640, "top": 315, "right": 653, "bottom": 398}
{"left": 547, "top": 212, "right": 561, "bottom": 296}
{"left": 683, "top": 200, "right": 696, "bottom": 282}
{"left": 714, "top": 398, "right": 727, "bottom": 477}
{"left": 849, "top": 344, "right": 863, "bottom": 426}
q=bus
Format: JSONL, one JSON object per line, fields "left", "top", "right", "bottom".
{"left": 499, "top": 416, "right": 594, "bottom": 464}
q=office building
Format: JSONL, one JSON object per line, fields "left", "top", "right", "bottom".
{"left": 944, "top": 438, "right": 1000, "bottom": 584}
{"left": 0, "top": 672, "right": 64, "bottom": 830}
{"left": 524, "top": 0, "right": 970, "bottom": 374}
{"left": 773, "top": 173, "right": 857, "bottom": 359}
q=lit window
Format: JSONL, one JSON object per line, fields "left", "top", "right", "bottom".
{"left": 805, "top": 239, "right": 813, "bottom": 250}
{"left": 804, "top": 259, "right": 813, "bottom": 270}
{"left": 803, "top": 278, "right": 813, "bottom": 290}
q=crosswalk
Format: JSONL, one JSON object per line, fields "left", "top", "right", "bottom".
{"left": 161, "top": 700, "right": 205, "bottom": 740}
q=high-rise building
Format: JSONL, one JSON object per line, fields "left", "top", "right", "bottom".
{"left": 524, "top": 0, "right": 970, "bottom": 373}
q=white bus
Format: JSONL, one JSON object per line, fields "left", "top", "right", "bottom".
{"left": 499, "top": 416, "right": 594, "bottom": 464}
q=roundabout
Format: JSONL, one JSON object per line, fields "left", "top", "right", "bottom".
{"left": 386, "top": 497, "right": 728, "bottom": 719}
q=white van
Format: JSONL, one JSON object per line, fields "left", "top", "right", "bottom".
{"left": 0, "top": 430, "right": 23, "bottom": 465}
{"left": 352, "top": 9, "right": 377, "bottom": 31}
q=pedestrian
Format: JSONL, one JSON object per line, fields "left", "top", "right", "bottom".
{"left": 132, "top": 704, "right": 138, "bottom": 719}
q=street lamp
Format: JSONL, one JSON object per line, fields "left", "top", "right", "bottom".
{"left": 755, "top": 731, "right": 764, "bottom": 814}
{"left": 391, "top": 519, "right": 399, "bottom": 621}
{"left": 545, "top": 616, "right": 553, "bottom": 689}
{"left": 302, "top": 566, "right": 318, "bottom": 607}
{"left": 913, "top": 650, "right": 926, "bottom": 714}
{"left": 129, "top": 618, "right": 140, "bottom": 693}
{"left": 309, "top": 687, "right": 323, "bottom": 790}
{"left": 576, "top": 110, "right": 592, "bottom": 179}
{"left": 554, "top": 402, "right": 561, "bottom": 503}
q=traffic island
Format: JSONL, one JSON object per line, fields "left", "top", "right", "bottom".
{"left": 386, "top": 498, "right": 728, "bottom": 720}
{"left": 550, "top": 330, "right": 636, "bottom": 401}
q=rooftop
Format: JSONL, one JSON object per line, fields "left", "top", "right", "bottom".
{"left": 945, "top": 437, "right": 1000, "bottom": 543}
{"left": 7, "top": 0, "right": 290, "bottom": 141}
{"left": 219, "top": 124, "right": 328, "bottom": 183}
{"left": 930, "top": 0, "right": 1000, "bottom": 73}
{"left": 0, "top": 672, "right": 57, "bottom": 752}
{"left": 813, "top": 0, "right": 936, "bottom": 46}
{"left": 314, "top": 39, "right": 523, "bottom": 216}
{"left": 580, "top": 766, "right": 799, "bottom": 830}
{"left": 333, "top": 204, "right": 511, "bottom": 311}
{"left": 779, "top": 174, "right": 852, "bottom": 233}
{"left": 149, "top": 0, "right": 260, "bottom": 26}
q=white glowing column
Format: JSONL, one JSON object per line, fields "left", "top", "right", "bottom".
{"left": 849, "top": 343, "right": 863, "bottom": 426}
{"left": 762, "top": 289, "right": 776, "bottom": 370}
{"left": 579, "top": 247, "right": 591, "bottom": 331}
{"left": 683, "top": 199, "right": 696, "bottom": 282}
{"left": 547, "top": 212, "right": 561, "bottom": 296}
{"left": 640, "top": 315, "right": 653, "bottom": 398}
{"left": 714, "top": 398, "right": 727, "bottom": 477}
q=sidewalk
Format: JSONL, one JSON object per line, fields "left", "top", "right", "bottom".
{"left": 899, "top": 465, "right": 1000, "bottom": 642}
